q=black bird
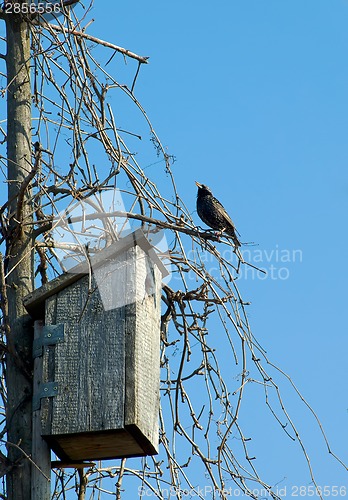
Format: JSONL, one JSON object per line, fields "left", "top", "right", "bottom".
{"left": 195, "top": 181, "right": 241, "bottom": 247}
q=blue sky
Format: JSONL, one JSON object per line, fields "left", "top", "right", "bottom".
{"left": 2, "top": 0, "right": 348, "bottom": 497}
{"left": 88, "top": 0, "right": 348, "bottom": 495}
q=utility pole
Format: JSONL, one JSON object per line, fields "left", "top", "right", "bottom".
{"left": 5, "top": 6, "right": 34, "bottom": 499}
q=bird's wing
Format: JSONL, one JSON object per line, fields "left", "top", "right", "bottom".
{"left": 213, "top": 197, "right": 238, "bottom": 230}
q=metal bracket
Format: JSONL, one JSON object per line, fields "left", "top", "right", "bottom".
{"left": 33, "top": 324, "right": 65, "bottom": 358}
{"left": 33, "top": 382, "right": 59, "bottom": 411}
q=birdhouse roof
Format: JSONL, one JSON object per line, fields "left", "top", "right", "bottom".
{"left": 24, "top": 228, "right": 168, "bottom": 319}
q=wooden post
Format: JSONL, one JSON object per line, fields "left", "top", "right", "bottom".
{"left": 5, "top": 6, "right": 35, "bottom": 499}
{"left": 31, "top": 320, "right": 51, "bottom": 499}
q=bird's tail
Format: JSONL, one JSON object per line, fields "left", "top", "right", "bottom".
{"left": 233, "top": 235, "right": 241, "bottom": 248}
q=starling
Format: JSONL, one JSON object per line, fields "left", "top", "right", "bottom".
{"left": 195, "top": 181, "right": 241, "bottom": 247}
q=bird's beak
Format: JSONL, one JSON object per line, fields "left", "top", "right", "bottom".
{"left": 195, "top": 181, "right": 202, "bottom": 188}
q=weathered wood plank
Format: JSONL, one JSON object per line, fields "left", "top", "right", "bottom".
{"left": 31, "top": 320, "right": 51, "bottom": 499}
{"left": 47, "top": 275, "right": 126, "bottom": 436}
{"left": 125, "top": 247, "right": 161, "bottom": 453}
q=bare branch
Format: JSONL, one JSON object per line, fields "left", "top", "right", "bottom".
{"left": 46, "top": 22, "right": 149, "bottom": 64}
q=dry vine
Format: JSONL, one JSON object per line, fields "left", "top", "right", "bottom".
{"left": 0, "top": 2, "right": 346, "bottom": 499}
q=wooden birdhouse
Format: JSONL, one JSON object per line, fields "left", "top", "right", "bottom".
{"left": 24, "top": 229, "right": 167, "bottom": 462}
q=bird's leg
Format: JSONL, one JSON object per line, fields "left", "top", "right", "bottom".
{"left": 215, "top": 228, "right": 225, "bottom": 241}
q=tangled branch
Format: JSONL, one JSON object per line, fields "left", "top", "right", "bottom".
{"left": 0, "top": 2, "right": 346, "bottom": 499}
